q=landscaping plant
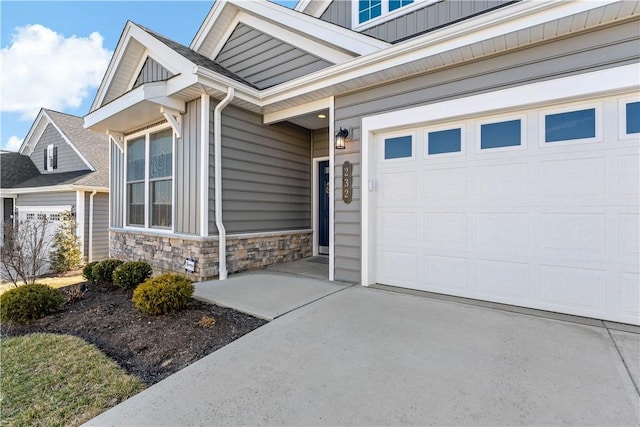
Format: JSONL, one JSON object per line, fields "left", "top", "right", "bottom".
{"left": 83, "top": 261, "right": 99, "bottom": 283}
{"left": 113, "top": 261, "right": 153, "bottom": 289}
{"left": 132, "top": 274, "right": 194, "bottom": 315}
{"left": 0, "top": 217, "right": 51, "bottom": 286}
{"left": 92, "top": 259, "right": 124, "bottom": 285}
{"left": 0, "top": 283, "right": 65, "bottom": 324}
{"left": 49, "top": 211, "right": 83, "bottom": 274}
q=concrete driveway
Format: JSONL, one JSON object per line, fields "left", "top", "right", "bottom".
{"left": 87, "top": 283, "right": 639, "bottom": 426}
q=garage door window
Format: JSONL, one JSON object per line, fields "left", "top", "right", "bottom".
{"left": 544, "top": 108, "right": 596, "bottom": 143}
{"left": 626, "top": 101, "right": 640, "bottom": 134}
{"left": 384, "top": 135, "right": 413, "bottom": 160}
{"left": 427, "top": 128, "right": 462, "bottom": 155}
{"left": 480, "top": 119, "right": 522, "bottom": 150}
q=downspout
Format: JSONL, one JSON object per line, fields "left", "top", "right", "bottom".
{"left": 214, "top": 87, "right": 234, "bottom": 280}
{"left": 88, "top": 189, "right": 97, "bottom": 263}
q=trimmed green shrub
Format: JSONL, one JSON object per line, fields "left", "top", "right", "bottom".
{"left": 113, "top": 261, "right": 153, "bottom": 290}
{"left": 92, "top": 259, "right": 124, "bottom": 285}
{"left": 82, "top": 261, "right": 99, "bottom": 283}
{"left": 132, "top": 274, "right": 194, "bottom": 315}
{"left": 1, "top": 284, "right": 65, "bottom": 324}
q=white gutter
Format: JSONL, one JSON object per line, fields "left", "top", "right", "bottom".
{"left": 214, "top": 87, "right": 234, "bottom": 280}
{"left": 88, "top": 189, "right": 97, "bottom": 263}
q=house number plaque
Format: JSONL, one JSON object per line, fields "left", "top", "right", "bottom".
{"left": 342, "top": 161, "right": 352, "bottom": 204}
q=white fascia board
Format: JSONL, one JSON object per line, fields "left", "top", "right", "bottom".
{"left": 194, "top": 67, "right": 262, "bottom": 104}
{"left": 295, "top": 0, "right": 331, "bottom": 17}
{"left": 293, "top": 0, "right": 310, "bottom": 12}
{"left": 18, "top": 109, "right": 48, "bottom": 155}
{"left": 233, "top": 0, "right": 389, "bottom": 54}
{"left": 42, "top": 111, "right": 95, "bottom": 172}
{"left": 192, "top": 0, "right": 388, "bottom": 60}
{"left": 263, "top": 98, "right": 331, "bottom": 124}
{"left": 6, "top": 185, "right": 109, "bottom": 195}
{"left": 91, "top": 22, "right": 136, "bottom": 112}
{"left": 259, "top": 0, "right": 622, "bottom": 105}
{"left": 361, "top": 63, "right": 640, "bottom": 132}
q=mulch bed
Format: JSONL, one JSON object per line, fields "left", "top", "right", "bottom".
{"left": 0, "top": 282, "right": 267, "bottom": 385}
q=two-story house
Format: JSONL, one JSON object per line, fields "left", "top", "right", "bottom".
{"left": 84, "top": 0, "right": 639, "bottom": 325}
{"left": 1, "top": 109, "right": 109, "bottom": 266}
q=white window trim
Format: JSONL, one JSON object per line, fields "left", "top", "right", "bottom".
{"left": 352, "top": 0, "right": 439, "bottom": 32}
{"left": 475, "top": 114, "right": 527, "bottom": 154}
{"left": 46, "top": 144, "right": 54, "bottom": 171}
{"left": 538, "top": 101, "right": 603, "bottom": 147}
{"left": 380, "top": 130, "right": 417, "bottom": 162}
{"left": 123, "top": 123, "right": 174, "bottom": 232}
{"left": 424, "top": 124, "right": 466, "bottom": 158}
{"left": 618, "top": 95, "right": 640, "bottom": 141}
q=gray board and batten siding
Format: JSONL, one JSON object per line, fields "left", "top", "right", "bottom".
{"left": 133, "top": 56, "right": 174, "bottom": 88}
{"left": 332, "top": 20, "right": 640, "bottom": 283}
{"left": 175, "top": 98, "right": 202, "bottom": 235}
{"left": 31, "top": 124, "right": 88, "bottom": 174}
{"left": 209, "top": 103, "right": 312, "bottom": 235}
{"left": 214, "top": 23, "right": 333, "bottom": 89}
{"left": 83, "top": 192, "right": 109, "bottom": 261}
{"left": 319, "top": 0, "right": 514, "bottom": 43}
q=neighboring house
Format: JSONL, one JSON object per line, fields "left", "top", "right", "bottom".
{"left": 1, "top": 109, "right": 110, "bottom": 265}
{"left": 84, "top": 0, "right": 639, "bottom": 325}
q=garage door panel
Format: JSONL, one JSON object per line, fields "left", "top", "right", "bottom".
{"left": 420, "top": 167, "right": 467, "bottom": 202}
{"left": 423, "top": 212, "right": 468, "bottom": 251}
{"left": 474, "top": 259, "right": 530, "bottom": 302}
{"left": 619, "top": 272, "right": 640, "bottom": 321}
{"left": 474, "top": 162, "right": 529, "bottom": 205}
{"left": 377, "top": 210, "right": 418, "bottom": 246}
{"left": 538, "top": 157, "right": 606, "bottom": 200}
{"left": 618, "top": 213, "right": 639, "bottom": 259}
{"left": 475, "top": 212, "right": 529, "bottom": 255}
{"left": 421, "top": 254, "right": 468, "bottom": 292}
{"left": 538, "top": 213, "right": 605, "bottom": 256}
{"left": 378, "top": 170, "right": 417, "bottom": 205}
{"left": 539, "top": 265, "right": 606, "bottom": 312}
{"left": 377, "top": 250, "right": 417, "bottom": 287}
{"left": 617, "top": 154, "right": 639, "bottom": 200}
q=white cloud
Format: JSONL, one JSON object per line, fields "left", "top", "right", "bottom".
{"left": 3, "top": 135, "right": 24, "bottom": 152}
{"left": 0, "top": 24, "right": 112, "bottom": 120}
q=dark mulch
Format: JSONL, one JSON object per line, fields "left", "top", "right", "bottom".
{"left": 0, "top": 282, "right": 267, "bottom": 385}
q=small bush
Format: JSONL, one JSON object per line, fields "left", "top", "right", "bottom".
{"left": 92, "top": 259, "right": 124, "bottom": 285}
{"left": 1, "top": 284, "right": 65, "bottom": 324}
{"left": 132, "top": 274, "right": 194, "bottom": 315}
{"left": 83, "top": 262, "right": 99, "bottom": 283}
{"left": 63, "top": 284, "right": 87, "bottom": 304}
{"left": 113, "top": 261, "right": 153, "bottom": 290}
{"left": 198, "top": 315, "right": 216, "bottom": 328}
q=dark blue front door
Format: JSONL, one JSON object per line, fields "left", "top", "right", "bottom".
{"left": 318, "top": 161, "right": 329, "bottom": 254}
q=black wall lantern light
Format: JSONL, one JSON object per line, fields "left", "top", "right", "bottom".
{"left": 335, "top": 127, "right": 349, "bottom": 150}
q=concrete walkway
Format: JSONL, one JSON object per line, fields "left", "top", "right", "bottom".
{"left": 87, "top": 281, "right": 639, "bottom": 426}
{"left": 193, "top": 271, "right": 347, "bottom": 320}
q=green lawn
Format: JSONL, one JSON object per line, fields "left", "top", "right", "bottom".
{"left": 1, "top": 333, "right": 145, "bottom": 427}
{"left": 0, "top": 274, "right": 85, "bottom": 295}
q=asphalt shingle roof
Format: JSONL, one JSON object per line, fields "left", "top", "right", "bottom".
{"left": 137, "top": 23, "right": 259, "bottom": 90}
{"left": 0, "top": 151, "right": 40, "bottom": 189}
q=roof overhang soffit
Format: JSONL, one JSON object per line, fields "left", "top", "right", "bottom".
{"left": 84, "top": 81, "right": 186, "bottom": 135}
{"left": 190, "top": 0, "right": 389, "bottom": 61}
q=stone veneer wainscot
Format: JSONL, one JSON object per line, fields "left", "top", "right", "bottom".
{"left": 109, "top": 229, "right": 312, "bottom": 281}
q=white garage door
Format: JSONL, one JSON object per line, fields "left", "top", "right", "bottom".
{"left": 374, "top": 95, "right": 639, "bottom": 324}
{"left": 16, "top": 206, "right": 69, "bottom": 275}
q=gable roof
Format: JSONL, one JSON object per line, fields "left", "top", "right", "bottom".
{"left": 0, "top": 152, "right": 40, "bottom": 189}
{"left": 191, "top": 0, "right": 389, "bottom": 61}
{"left": 7, "top": 109, "right": 109, "bottom": 190}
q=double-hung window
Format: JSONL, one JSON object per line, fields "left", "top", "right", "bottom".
{"left": 126, "top": 127, "right": 173, "bottom": 229}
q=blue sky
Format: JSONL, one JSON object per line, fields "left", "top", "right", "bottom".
{"left": 0, "top": 0, "right": 297, "bottom": 151}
